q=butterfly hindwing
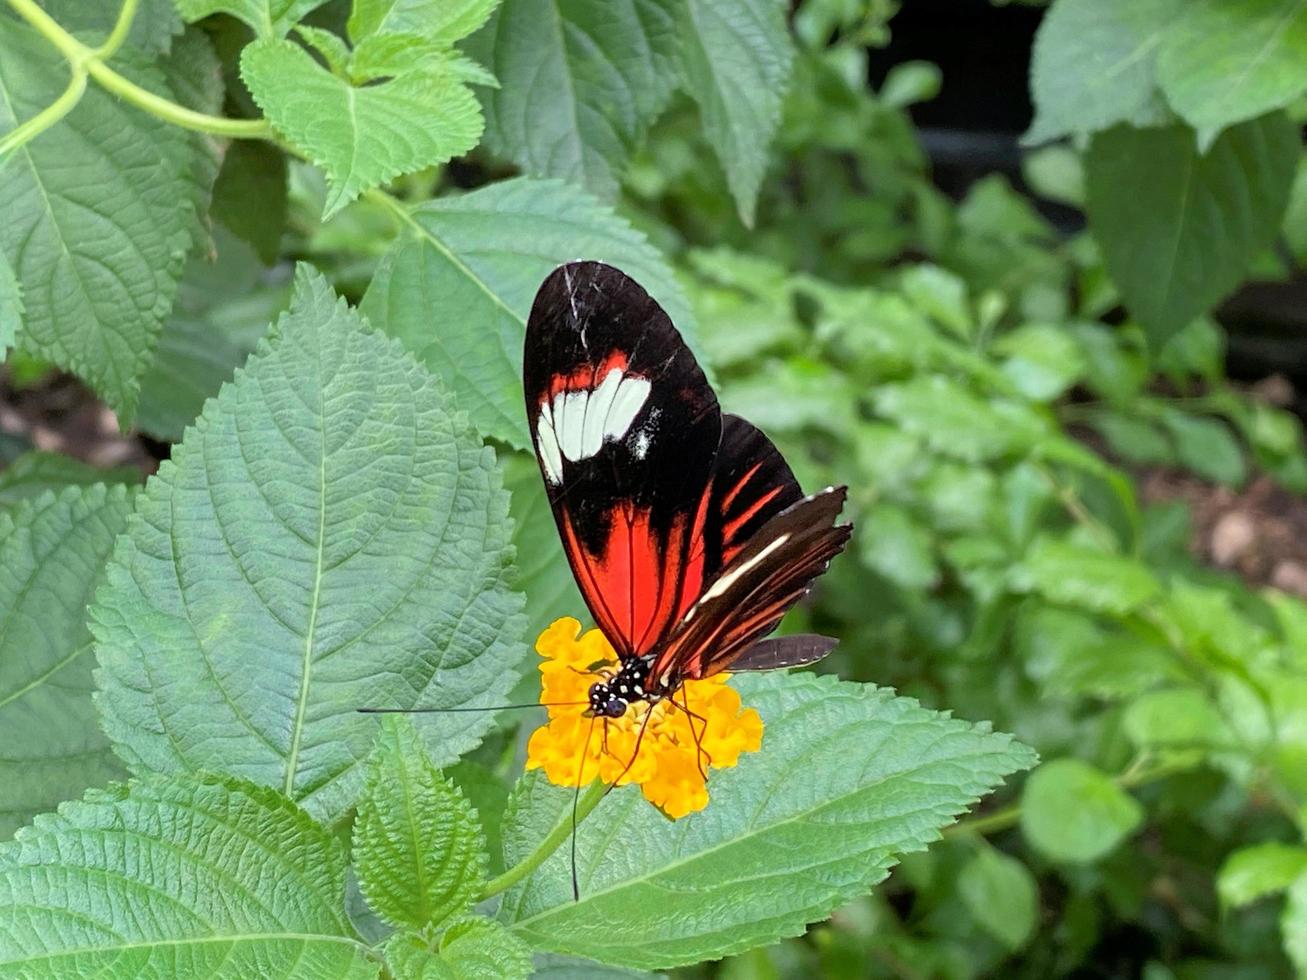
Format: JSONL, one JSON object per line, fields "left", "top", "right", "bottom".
{"left": 649, "top": 487, "right": 852, "bottom": 684}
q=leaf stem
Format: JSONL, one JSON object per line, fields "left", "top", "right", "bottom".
{"left": 478, "top": 781, "right": 607, "bottom": 901}
{"left": 95, "top": 0, "right": 138, "bottom": 59}
{"left": 0, "top": 67, "right": 86, "bottom": 158}
{"left": 4, "top": 0, "right": 273, "bottom": 143}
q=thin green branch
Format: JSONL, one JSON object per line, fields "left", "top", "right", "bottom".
{"left": 95, "top": 0, "right": 138, "bottom": 58}
{"left": 5, "top": 0, "right": 273, "bottom": 143}
{"left": 0, "top": 67, "right": 86, "bottom": 158}
{"left": 478, "top": 781, "right": 607, "bottom": 901}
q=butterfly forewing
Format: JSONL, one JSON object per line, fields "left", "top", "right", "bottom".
{"left": 525, "top": 262, "right": 721, "bottom": 656}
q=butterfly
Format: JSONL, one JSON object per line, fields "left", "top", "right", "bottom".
{"left": 525, "top": 260, "right": 852, "bottom": 726}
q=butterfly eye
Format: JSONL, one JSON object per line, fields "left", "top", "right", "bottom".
{"left": 603, "top": 699, "right": 626, "bottom": 719}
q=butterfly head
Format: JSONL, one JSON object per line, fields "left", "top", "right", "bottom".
{"left": 586, "top": 655, "right": 661, "bottom": 718}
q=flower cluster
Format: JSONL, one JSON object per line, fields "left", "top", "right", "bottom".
{"left": 525, "top": 617, "right": 764, "bottom": 818}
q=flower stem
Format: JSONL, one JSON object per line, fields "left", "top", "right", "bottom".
{"left": 4, "top": 0, "right": 272, "bottom": 144}
{"left": 478, "top": 780, "right": 607, "bottom": 901}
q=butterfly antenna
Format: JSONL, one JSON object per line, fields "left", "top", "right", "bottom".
{"left": 572, "top": 714, "right": 597, "bottom": 903}
{"left": 356, "top": 702, "right": 588, "bottom": 714}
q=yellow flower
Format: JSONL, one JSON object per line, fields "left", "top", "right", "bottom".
{"left": 525, "top": 617, "right": 764, "bottom": 819}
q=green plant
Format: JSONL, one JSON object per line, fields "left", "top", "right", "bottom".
{"left": 2, "top": 0, "right": 1307, "bottom": 976}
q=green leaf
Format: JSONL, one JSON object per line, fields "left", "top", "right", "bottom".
{"left": 355, "top": 716, "right": 487, "bottom": 932}
{"left": 241, "top": 38, "right": 483, "bottom": 218}
{"left": 211, "top": 139, "right": 290, "bottom": 264}
{"left": 0, "top": 452, "right": 140, "bottom": 507}
{"left": 0, "top": 250, "right": 20, "bottom": 358}
{"left": 464, "top": 0, "right": 681, "bottom": 199}
{"left": 1122, "top": 687, "right": 1235, "bottom": 749}
{"left": 899, "top": 264, "right": 972, "bottom": 339}
{"left": 0, "top": 22, "right": 202, "bottom": 426}
{"left": 873, "top": 376, "right": 1048, "bottom": 463}
{"left": 678, "top": 0, "right": 794, "bottom": 225}
{"left": 1012, "top": 537, "right": 1160, "bottom": 615}
{"left": 858, "top": 503, "right": 938, "bottom": 590}
{"left": 531, "top": 956, "right": 659, "bottom": 979}
{"left": 1284, "top": 873, "right": 1307, "bottom": 976}
{"left": 1160, "top": 410, "right": 1247, "bottom": 486}
{"left": 349, "top": 0, "right": 500, "bottom": 44}
{"left": 1218, "top": 842, "right": 1307, "bottom": 907}
{"left": 1157, "top": 0, "right": 1307, "bottom": 134}
{"left": 449, "top": 760, "right": 512, "bottom": 875}
{"left": 360, "top": 177, "right": 698, "bottom": 448}
{"left": 498, "top": 672, "right": 1035, "bottom": 970}
{"left": 37, "top": 0, "right": 183, "bottom": 54}
{"left": 1020, "top": 759, "right": 1143, "bottom": 864}
{"left": 995, "top": 323, "right": 1087, "bottom": 402}
{"left": 0, "top": 773, "right": 373, "bottom": 976}
{"left": 386, "top": 918, "right": 534, "bottom": 980}
{"left": 92, "top": 266, "right": 526, "bottom": 823}
{"left": 1024, "top": 0, "right": 1180, "bottom": 144}
{"left": 957, "top": 846, "right": 1039, "bottom": 951}
{"left": 1084, "top": 114, "right": 1298, "bottom": 347}
{"left": 0, "top": 486, "right": 133, "bottom": 838}
{"left": 135, "top": 229, "right": 291, "bottom": 441}
{"left": 174, "top": 0, "right": 331, "bottom": 37}
{"left": 503, "top": 452, "right": 582, "bottom": 631}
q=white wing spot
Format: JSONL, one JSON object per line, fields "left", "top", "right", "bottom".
{"left": 536, "top": 400, "right": 564, "bottom": 484}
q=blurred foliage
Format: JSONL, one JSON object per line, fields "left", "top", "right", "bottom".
{"left": 4, "top": 0, "right": 1307, "bottom": 974}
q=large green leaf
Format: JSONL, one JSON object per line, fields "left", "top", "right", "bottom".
{"left": 386, "top": 919, "right": 534, "bottom": 979}
{"left": 355, "top": 717, "right": 487, "bottom": 932}
{"left": 136, "top": 229, "right": 291, "bottom": 442}
{"left": 0, "top": 485, "right": 133, "bottom": 839}
{"left": 0, "top": 251, "right": 19, "bottom": 358}
{"left": 92, "top": 266, "right": 526, "bottom": 823}
{"left": 498, "top": 672, "right": 1034, "bottom": 970}
{"left": 360, "top": 177, "right": 697, "bottom": 448}
{"left": 349, "top": 0, "right": 499, "bottom": 44}
{"left": 38, "top": 0, "right": 183, "bottom": 54}
{"left": 0, "top": 23, "right": 201, "bottom": 426}
{"left": 503, "top": 452, "right": 581, "bottom": 633}
{"left": 242, "top": 38, "right": 483, "bottom": 218}
{"left": 678, "top": 0, "right": 794, "bottom": 226}
{"left": 0, "top": 452, "right": 139, "bottom": 508}
{"left": 175, "top": 0, "right": 331, "bottom": 37}
{"left": 463, "top": 0, "right": 680, "bottom": 198}
{"left": 1024, "top": 0, "right": 1180, "bottom": 144}
{"left": 0, "top": 774, "right": 373, "bottom": 977}
{"left": 1085, "top": 114, "right": 1298, "bottom": 347}
{"left": 1157, "top": 0, "right": 1307, "bottom": 134}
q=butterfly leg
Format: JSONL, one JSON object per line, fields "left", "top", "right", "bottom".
{"left": 669, "top": 688, "right": 714, "bottom": 781}
{"left": 602, "top": 707, "right": 655, "bottom": 798}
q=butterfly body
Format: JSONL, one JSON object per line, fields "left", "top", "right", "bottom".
{"left": 526, "top": 261, "right": 852, "bottom": 723}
